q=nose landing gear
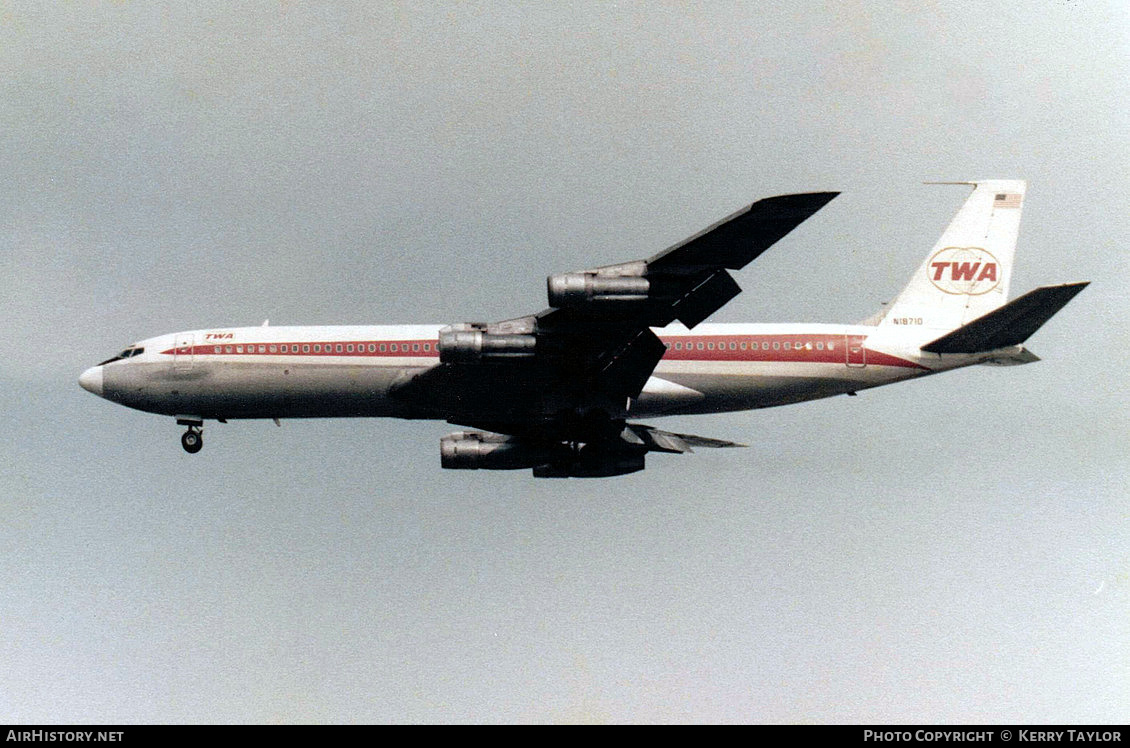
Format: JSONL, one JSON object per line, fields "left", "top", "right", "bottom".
{"left": 181, "top": 428, "right": 203, "bottom": 453}
{"left": 177, "top": 418, "right": 204, "bottom": 454}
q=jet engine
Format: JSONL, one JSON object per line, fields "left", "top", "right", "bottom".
{"left": 531, "top": 450, "right": 646, "bottom": 478}
{"left": 438, "top": 327, "right": 536, "bottom": 364}
{"left": 546, "top": 273, "right": 651, "bottom": 307}
{"left": 441, "top": 431, "right": 650, "bottom": 477}
{"left": 440, "top": 432, "right": 570, "bottom": 470}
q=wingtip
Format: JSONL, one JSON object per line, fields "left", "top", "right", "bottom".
{"left": 763, "top": 190, "right": 840, "bottom": 203}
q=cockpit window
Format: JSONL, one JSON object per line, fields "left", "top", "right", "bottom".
{"left": 97, "top": 346, "right": 144, "bottom": 366}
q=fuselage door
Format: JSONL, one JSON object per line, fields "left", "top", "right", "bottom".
{"left": 845, "top": 334, "right": 867, "bottom": 367}
{"left": 172, "top": 333, "right": 195, "bottom": 371}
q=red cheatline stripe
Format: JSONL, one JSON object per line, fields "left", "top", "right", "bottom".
{"left": 160, "top": 334, "right": 927, "bottom": 369}
{"left": 660, "top": 335, "right": 926, "bottom": 369}
{"left": 161, "top": 341, "right": 440, "bottom": 357}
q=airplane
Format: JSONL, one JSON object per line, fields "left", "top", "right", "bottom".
{"left": 79, "top": 180, "right": 1087, "bottom": 477}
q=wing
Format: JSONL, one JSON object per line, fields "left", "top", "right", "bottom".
{"left": 393, "top": 192, "right": 838, "bottom": 449}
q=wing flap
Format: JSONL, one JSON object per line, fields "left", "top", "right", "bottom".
{"left": 596, "top": 328, "right": 669, "bottom": 399}
{"left": 669, "top": 269, "right": 742, "bottom": 328}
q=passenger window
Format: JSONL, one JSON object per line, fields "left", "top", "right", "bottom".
{"left": 762, "top": 342, "right": 769, "bottom": 350}
{"left": 413, "top": 344, "right": 420, "bottom": 352}
{"left": 347, "top": 344, "right": 354, "bottom": 353}
{"left": 828, "top": 342, "right": 835, "bottom": 351}
{"left": 303, "top": 345, "right": 310, "bottom": 353}
{"left": 730, "top": 342, "right": 736, "bottom": 350}
{"left": 740, "top": 342, "right": 747, "bottom": 350}
{"left": 817, "top": 342, "right": 824, "bottom": 350}
{"left": 707, "top": 343, "right": 714, "bottom": 350}
{"left": 773, "top": 342, "right": 780, "bottom": 350}
{"left": 336, "top": 344, "right": 343, "bottom": 353}
{"left": 784, "top": 342, "right": 791, "bottom": 350}
{"left": 697, "top": 342, "right": 704, "bottom": 351}
{"left": 380, "top": 344, "right": 386, "bottom": 352}
{"left": 314, "top": 345, "right": 321, "bottom": 353}
{"left": 236, "top": 346, "right": 244, "bottom": 353}
{"left": 213, "top": 346, "right": 221, "bottom": 354}
{"left": 369, "top": 344, "right": 376, "bottom": 352}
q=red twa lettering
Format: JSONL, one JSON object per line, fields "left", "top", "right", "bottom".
{"left": 930, "top": 262, "right": 998, "bottom": 282}
{"left": 950, "top": 262, "right": 980, "bottom": 281}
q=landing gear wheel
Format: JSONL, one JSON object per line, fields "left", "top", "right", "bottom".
{"left": 181, "top": 429, "right": 203, "bottom": 454}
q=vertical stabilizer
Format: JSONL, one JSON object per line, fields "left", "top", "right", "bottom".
{"left": 878, "top": 180, "right": 1025, "bottom": 333}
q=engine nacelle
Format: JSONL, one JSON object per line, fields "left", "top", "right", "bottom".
{"left": 547, "top": 273, "right": 651, "bottom": 308}
{"left": 438, "top": 328, "right": 536, "bottom": 364}
{"left": 532, "top": 450, "right": 646, "bottom": 478}
{"left": 440, "top": 432, "right": 570, "bottom": 470}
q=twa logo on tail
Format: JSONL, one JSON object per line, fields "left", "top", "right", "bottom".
{"left": 927, "top": 247, "right": 1000, "bottom": 295}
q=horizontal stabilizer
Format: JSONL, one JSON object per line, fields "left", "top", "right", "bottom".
{"left": 624, "top": 424, "right": 746, "bottom": 454}
{"left": 979, "top": 347, "right": 1041, "bottom": 366}
{"left": 921, "top": 282, "right": 1088, "bottom": 354}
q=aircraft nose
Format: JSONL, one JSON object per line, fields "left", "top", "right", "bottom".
{"left": 79, "top": 365, "right": 104, "bottom": 396}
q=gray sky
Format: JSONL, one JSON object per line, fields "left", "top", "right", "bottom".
{"left": 1, "top": 1, "right": 1127, "bottom": 723}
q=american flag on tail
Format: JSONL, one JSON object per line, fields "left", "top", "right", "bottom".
{"left": 993, "top": 193, "right": 1022, "bottom": 209}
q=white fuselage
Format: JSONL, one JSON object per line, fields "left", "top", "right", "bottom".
{"left": 80, "top": 322, "right": 994, "bottom": 422}
{"left": 75, "top": 181, "right": 1071, "bottom": 473}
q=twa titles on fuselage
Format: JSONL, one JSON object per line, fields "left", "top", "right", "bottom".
{"left": 79, "top": 181, "right": 1087, "bottom": 477}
